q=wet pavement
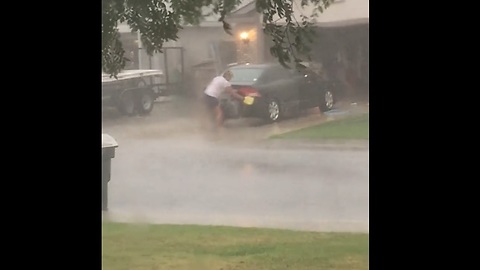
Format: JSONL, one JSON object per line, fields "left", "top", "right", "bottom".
{"left": 102, "top": 96, "right": 369, "bottom": 232}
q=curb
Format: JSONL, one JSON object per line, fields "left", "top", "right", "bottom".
{"left": 213, "top": 138, "right": 369, "bottom": 151}
{"left": 260, "top": 139, "right": 369, "bottom": 151}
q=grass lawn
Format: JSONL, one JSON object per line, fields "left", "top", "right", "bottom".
{"left": 102, "top": 222, "right": 369, "bottom": 270}
{"left": 270, "top": 113, "right": 369, "bottom": 140}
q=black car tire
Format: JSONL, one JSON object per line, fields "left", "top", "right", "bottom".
{"left": 136, "top": 89, "right": 155, "bottom": 115}
{"left": 117, "top": 90, "right": 136, "bottom": 116}
{"left": 265, "top": 98, "right": 282, "bottom": 122}
{"left": 319, "top": 89, "right": 335, "bottom": 112}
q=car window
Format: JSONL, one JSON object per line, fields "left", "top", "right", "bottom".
{"left": 260, "top": 67, "right": 292, "bottom": 82}
{"left": 229, "top": 68, "right": 265, "bottom": 84}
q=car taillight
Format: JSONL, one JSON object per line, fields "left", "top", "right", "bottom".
{"left": 238, "top": 87, "right": 261, "bottom": 97}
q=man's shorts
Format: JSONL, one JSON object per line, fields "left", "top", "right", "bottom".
{"left": 204, "top": 94, "right": 219, "bottom": 109}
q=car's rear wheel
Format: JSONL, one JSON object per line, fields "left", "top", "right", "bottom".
{"left": 136, "top": 89, "right": 155, "bottom": 115}
{"left": 319, "top": 89, "right": 335, "bottom": 112}
{"left": 265, "top": 98, "right": 281, "bottom": 122}
{"left": 117, "top": 90, "right": 136, "bottom": 116}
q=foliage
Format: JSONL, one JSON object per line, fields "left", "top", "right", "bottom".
{"left": 102, "top": 0, "right": 334, "bottom": 77}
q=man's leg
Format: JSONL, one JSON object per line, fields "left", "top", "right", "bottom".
{"left": 202, "top": 95, "right": 215, "bottom": 131}
{"left": 214, "top": 105, "right": 224, "bottom": 128}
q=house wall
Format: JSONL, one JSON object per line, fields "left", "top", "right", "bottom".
{"left": 308, "top": 0, "right": 368, "bottom": 26}
{"left": 273, "top": 0, "right": 369, "bottom": 26}
{"left": 234, "top": 22, "right": 260, "bottom": 63}
{"left": 116, "top": 0, "right": 368, "bottom": 69}
{"left": 174, "top": 26, "right": 236, "bottom": 70}
{"left": 114, "top": 0, "right": 368, "bottom": 99}
{"left": 118, "top": 23, "right": 235, "bottom": 69}
{"left": 309, "top": 24, "right": 369, "bottom": 100}
{"left": 259, "top": 0, "right": 369, "bottom": 100}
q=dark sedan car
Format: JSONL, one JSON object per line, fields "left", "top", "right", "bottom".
{"left": 220, "top": 62, "right": 339, "bottom": 122}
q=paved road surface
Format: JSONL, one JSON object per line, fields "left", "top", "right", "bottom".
{"left": 102, "top": 97, "right": 369, "bottom": 232}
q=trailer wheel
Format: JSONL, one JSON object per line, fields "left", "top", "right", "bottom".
{"left": 117, "top": 90, "right": 136, "bottom": 116}
{"left": 136, "top": 89, "right": 155, "bottom": 115}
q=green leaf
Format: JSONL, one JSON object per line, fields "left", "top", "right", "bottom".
{"left": 222, "top": 20, "right": 233, "bottom": 36}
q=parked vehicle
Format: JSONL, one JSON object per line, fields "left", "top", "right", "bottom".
{"left": 102, "top": 69, "right": 166, "bottom": 116}
{"left": 220, "top": 63, "right": 339, "bottom": 122}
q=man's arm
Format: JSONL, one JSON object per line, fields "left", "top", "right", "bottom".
{"left": 225, "top": 86, "right": 244, "bottom": 101}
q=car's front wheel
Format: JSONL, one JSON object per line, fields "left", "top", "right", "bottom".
{"left": 319, "top": 89, "right": 335, "bottom": 112}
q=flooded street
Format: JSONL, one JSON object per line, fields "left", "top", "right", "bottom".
{"left": 102, "top": 96, "right": 369, "bottom": 232}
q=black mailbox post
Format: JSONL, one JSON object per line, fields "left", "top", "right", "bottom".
{"left": 102, "top": 134, "right": 118, "bottom": 211}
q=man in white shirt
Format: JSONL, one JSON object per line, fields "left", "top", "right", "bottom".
{"left": 204, "top": 70, "right": 244, "bottom": 129}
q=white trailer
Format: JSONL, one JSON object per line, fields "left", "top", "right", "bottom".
{"left": 102, "top": 69, "right": 167, "bottom": 116}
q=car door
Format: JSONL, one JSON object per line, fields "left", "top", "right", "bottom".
{"left": 296, "top": 68, "right": 319, "bottom": 109}
{"left": 259, "top": 66, "right": 298, "bottom": 105}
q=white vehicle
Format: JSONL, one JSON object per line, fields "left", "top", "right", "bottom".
{"left": 102, "top": 69, "right": 166, "bottom": 116}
